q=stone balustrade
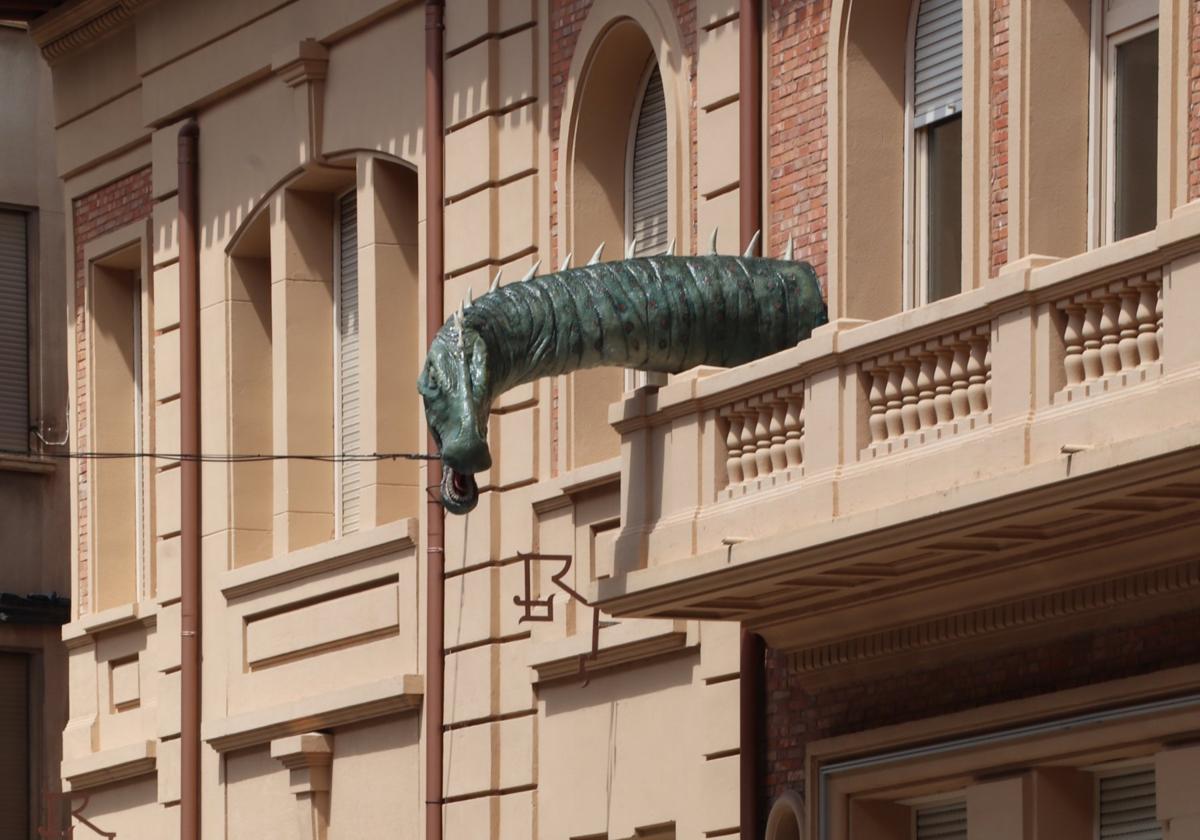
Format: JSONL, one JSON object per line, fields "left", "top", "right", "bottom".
{"left": 609, "top": 220, "right": 1200, "bottom": 578}
{"left": 717, "top": 384, "right": 805, "bottom": 499}
{"left": 1054, "top": 270, "right": 1164, "bottom": 403}
{"left": 861, "top": 323, "right": 991, "bottom": 458}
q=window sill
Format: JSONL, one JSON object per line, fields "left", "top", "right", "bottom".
{"left": 0, "top": 453, "right": 56, "bottom": 474}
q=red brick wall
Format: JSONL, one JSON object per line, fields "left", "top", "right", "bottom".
{"left": 71, "top": 168, "right": 154, "bottom": 615}
{"left": 767, "top": 1, "right": 830, "bottom": 287}
{"left": 989, "top": 0, "right": 1010, "bottom": 276}
{"left": 764, "top": 607, "right": 1200, "bottom": 807}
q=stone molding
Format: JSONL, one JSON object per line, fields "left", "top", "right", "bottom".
{"left": 789, "top": 558, "right": 1200, "bottom": 678}
{"left": 203, "top": 675, "right": 422, "bottom": 753}
{"left": 62, "top": 740, "right": 156, "bottom": 791}
{"left": 29, "top": 0, "right": 154, "bottom": 63}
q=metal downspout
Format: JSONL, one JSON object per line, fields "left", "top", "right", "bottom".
{"left": 424, "top": 3, "right": 446, "bottom": 840}
{"left": 739, "top": 2, "right": 765, "bottom": 838}
{"left": 177, "top": 117, "right": 202, "bottom": 840}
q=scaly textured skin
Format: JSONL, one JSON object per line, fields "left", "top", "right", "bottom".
{"left": 418, "top": 254, "right": 827, "bottom": 513}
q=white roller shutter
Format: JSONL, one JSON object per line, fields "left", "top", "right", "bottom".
{"left": 630, "top": 64, "right": 669, "bottom": 257}
{"left": 913, "top": 0, "right": 964, "bottom": 128}
{"left": 337, "top": 190, "right": 361, "bottom": 535}
{"left": 1099, "top": 769, "right": 1161, "bottom": 840}
{"left": 0, "top": 211, "right": 29, "bottom": 453}
{"left": 915, "top": 801, "right": 967, "bottom": 840}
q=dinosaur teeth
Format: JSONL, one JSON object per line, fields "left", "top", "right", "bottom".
{"left": 709, "top": 228, "right": 718, "bottom": 255}
{"left": 588, "top": 242, "right": 605, "bottom": 265}
{"left": 521, "top": 260, "right": 541, "bottom": 282}
{"left": 558, "top": 252, "right": 572, "bottom": 272}
{"left": 665, "top": 238, "right": 675, "bottom": 256}
{"left": 464, "top": 288, "right": 473, "bottom": 309}
{"left": 625, "top": 238, "right": 637, "bottom": 259}
{"left": 489, "top": 268, "right": 502, "bottom": 294}
{"left": 784, "top": 236, "right": 794, "bottom": 261}
{"left": 743, "top": 229, "right": 761, "bottom": 258}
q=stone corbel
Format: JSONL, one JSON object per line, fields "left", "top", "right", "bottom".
{"left": 272, "top": 39, "right": 330, "bottom": 165}
{"left": 270, "top": 732, "right": 333, "bottom": 840}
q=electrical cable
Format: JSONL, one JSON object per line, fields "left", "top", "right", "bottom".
{"left": 0, "top": 448, "right": 439, "bottom": 463}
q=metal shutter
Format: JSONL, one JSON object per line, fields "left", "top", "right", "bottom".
{"left": 337, "top": 191, "right": 361, "bottom": 535}
{"left": 0, "top": 211, "right": 28, "bottom": 453}
{"left": 1099, "top": 769, "right": 1162, "bottom": 840}
{"left": 0, "top": 653, "right": 29, "bottom": 839}
{"left": 913, "top": 0, "right": 964, "bottom": 127}
{"left": 915, "top": 801, "right": 967, "bottom": 840}
{"left": 630, "top": 64, "right": 669, "bottom": 257}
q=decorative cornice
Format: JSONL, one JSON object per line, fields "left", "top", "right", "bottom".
{"left": 789, "top": 558, "right": 1200, "bottom": 677}
{"left": 29, "top": 0, "right": 154, "bottom": 63}
{"left": 531, "top": 629, "right": 692, "bottom": 684}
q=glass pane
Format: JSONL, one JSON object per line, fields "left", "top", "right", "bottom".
{"left": 1114, "top": 29, "right": 1158, "bottom": 240}
{"left": 926, "top": 115, "right": 962, "bottom": 303}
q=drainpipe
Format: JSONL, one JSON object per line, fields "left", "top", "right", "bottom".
{"left": 177, "top": 117, "right": 202, "bottom": 840}
{"left": 739, "top": 0, "right": 762, "bottom": 250}
{"left": 738, "top": 3, "right": 764, "bottom": 837}
{"left": 424, "top": 4, "right": 445, "bottom": 840}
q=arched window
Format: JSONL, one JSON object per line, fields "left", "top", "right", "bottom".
{"left": 627, "top": 62, "right": 669, "bottom": 258}
{"left": 908, "top": 0, "right": 964, "bottom": 305}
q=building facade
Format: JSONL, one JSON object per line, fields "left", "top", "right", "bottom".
{"left": 0, "top": 18, "right": 70, "bottom": 840}
{"left": 17, "top": 0, "right": 1200, "bottom": 838}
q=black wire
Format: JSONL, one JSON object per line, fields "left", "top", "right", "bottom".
{"left": 0, "top": 448, "right": 440, "bottom": 463}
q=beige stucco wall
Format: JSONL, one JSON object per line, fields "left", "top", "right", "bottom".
{"left": 44, "top": 1, "right": 740, "bottom": 838}
{"left": 42, "top": 0, "right": 1200, "bottom": 837}
{"left": 0, "top": 23, "right": 70, "bottom": 836}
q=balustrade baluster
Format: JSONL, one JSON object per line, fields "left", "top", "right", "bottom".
{"left": 723, "top": 410, "right": 744, "bottom": 486}
{"left": 1117, "top": 285, "right": 1141, "bottom": 371}
{"left": 983, "top": 343, "right": 992, "bottom": 409}
{"left": 884, "top": 364, "right": 905, "bottom": 439}
{"left": 933, "top": 348, "right": 954, "bottom": 424}
{"left": 1062, "top": 304, "right": 1086, "bottom": 385}
{"left": 949, "top": 343, "right": 971, "bottom": 419}
{"left": 783, "top": 393, "right": 804, "bottom": 467}
{"left": 1154, "top": 279, "right": 1164, "bottom": 359}
{"left": 768, "top": 397, "right": 788, "bottom": 473}
{"left": 739, "top": 405, "right": 759, "bottom": 481}
{"left": 866, "top": 369, "right": 887, "bottom": 443}
{"left": 797, "top": 399, "right": 807, "bottom": 463}
{"left": 1135, "top": 278, "right": 1160, "bottom": 365}
{"left": 966, "top": 336, "right": 988, "bottom": 414}
{"left": 1081, "top": 298, "right": 1104, "bottom": 381}
{"left": 1099, "top": 293, "right": 1122, "bottom": 375}
{"left": 916, "top": 352, "right": 937, "bottom": 429}
{"left": 900, "top": 356, "right": 921, "bottom": 433}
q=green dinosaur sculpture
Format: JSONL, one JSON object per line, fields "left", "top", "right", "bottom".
{"left": 418, "top": 237, "right": 828, "bottom": 513}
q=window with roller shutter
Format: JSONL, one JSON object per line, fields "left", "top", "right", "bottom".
{"left": 0, "top": 210, "right": 29, "bottom": 454}
{"left": 909, "top": 0, "right": 964, "bottom": 305}
{"left": 913, "top": 801, "right": 967, "bottom": 840}
{"left": 1098, "top": 768, "right": 1162, "bottom": 840}
{"left": 335, "top": 189, "right": 361, "bottom": 536}
{"left": 628, "top": 62, "right": 668, "bottom": 259}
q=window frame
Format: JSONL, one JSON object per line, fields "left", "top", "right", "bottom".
{"left": 903, "top": 0, "right": 966, "bottom": 310}
{"left": 1090, "top": 0, "right": 1160, "bottom": 247}
{"left": 623, "top": 56, "right": 669, "bottom": 392}
{"left": 84, "top": 224, "right": 154, "bottom": 607}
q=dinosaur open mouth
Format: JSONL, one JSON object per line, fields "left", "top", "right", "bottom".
{"left": 440, "top": 465, "right": 479, "bottom": 514}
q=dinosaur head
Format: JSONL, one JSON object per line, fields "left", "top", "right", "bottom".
{"left": 418, "top": 312, "right": 492, "bottom": 515}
